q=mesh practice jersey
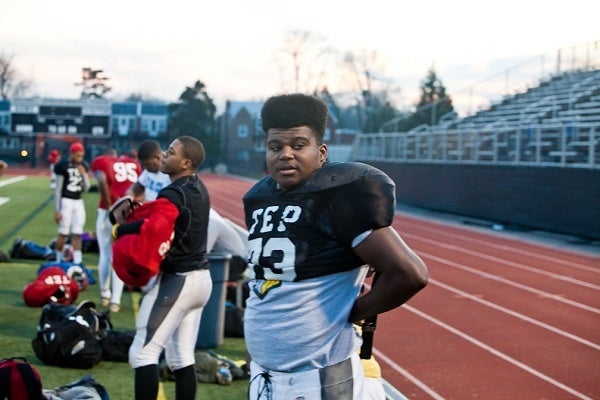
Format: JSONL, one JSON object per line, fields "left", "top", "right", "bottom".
{"left": 242, "top": 162, "right": 396, "bottom": 372}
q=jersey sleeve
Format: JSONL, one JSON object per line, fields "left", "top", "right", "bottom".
{"left": 137, "top": 170, "right": 150, "bottom": 188}
{"left": 329, "top": 164, "right": 396, "bottom": 246}
{"left": 158, "top": 186, "right": 184, "bottom": 210}
{"left": 91, "top": 156, "right": 107, "bottom": 175}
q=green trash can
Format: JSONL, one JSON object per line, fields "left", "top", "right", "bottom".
{"left": 196, "top": 253, "right": 231, "bottom": 349}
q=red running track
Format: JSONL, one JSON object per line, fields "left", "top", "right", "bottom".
{"left": 200, "top": 172, "right": 600, "bottom": 400}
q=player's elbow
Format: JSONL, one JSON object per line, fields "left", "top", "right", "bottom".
{"left": 414, "top": 256, "right": 429, "bottom": 285}
{"left": 403, "top": 256, "right": 429, "bottom": 294}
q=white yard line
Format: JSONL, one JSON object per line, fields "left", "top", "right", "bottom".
{"left": 0, "top": 175, "right": 26, "bottom": 187}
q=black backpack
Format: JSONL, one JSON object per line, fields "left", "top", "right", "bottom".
{"left": 32, "top": 301, "right": 111, "bottom": 369}
{"left": 100, "top": 330, "right": 135, "bottom": 362}
{"left": 9, "top": 238, "right": 54, "bottom": 260}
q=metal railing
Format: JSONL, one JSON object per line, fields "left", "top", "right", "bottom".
{"left": 352, "top": 121, "right": 599, "bottom": 169}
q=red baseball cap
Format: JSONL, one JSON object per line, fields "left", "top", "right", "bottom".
{"left": 70, "top": 142, "right": 84, "bottom": 153}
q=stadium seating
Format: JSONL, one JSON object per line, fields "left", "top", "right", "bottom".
{"left": 354, "top": 68, "right": 600, "bottom": 167}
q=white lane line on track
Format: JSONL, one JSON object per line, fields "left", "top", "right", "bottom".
{"left": 0, "top": 175, "right": 26, "bottom": 187}
{"left": 373, "top": 347, "right": 446, "bottom": 400}
{"left": 422, "top": 252, "right": 600, "bottom": 314}
{"left": 405, "top": 305, "right": 594, "bottom": 400}
{"left": 431, "top": 278, "right": 600, "bottom": 350}
{"left": 406, "top": 233, "right": 600, "bottom": 291}
{"left": 398, "top": 216, "right": 599, "bottom": 272}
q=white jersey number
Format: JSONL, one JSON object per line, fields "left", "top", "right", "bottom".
{"left": 247, "top": 237, "right": 297, "bottom": 281}
{"left": 113, "top": 162, "right": 139, "bottom": 183}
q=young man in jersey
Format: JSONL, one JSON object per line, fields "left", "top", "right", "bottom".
{"left": 112, "top": 136, "right": 212, "bottom": 400}
{"left": 53, "top": 142, "right": 90, "bottom": 265}
{"left": 127, "top": 139, "right": 171, "bottom": 203}
{"left": 243, "top": 93, "right": 429, "bottom": 399}
{"left": 92, "top": 148, "right": 141, "bottom": 312}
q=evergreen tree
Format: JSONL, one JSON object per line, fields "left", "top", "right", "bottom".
{"left": 410, "top": 67, "right": 454, "bottom": 128}
{"left": 167, "top": 80, "right": 219, "bottom": 167}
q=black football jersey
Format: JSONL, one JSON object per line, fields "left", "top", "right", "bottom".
{"left": 54, "top": 160, "right": 88, "bottom": 200}
{"left": 243, "top": 162, "right": 396, "bottom": 281}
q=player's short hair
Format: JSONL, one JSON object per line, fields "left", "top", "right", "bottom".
{"left": 261, "top": 93, "right": 328, "bottom": 144}
{"left": 178, "top": 136, "right": 205, "bottom": 170}
{"left": 137, "top": 139, "right": 162, "bottom": 161}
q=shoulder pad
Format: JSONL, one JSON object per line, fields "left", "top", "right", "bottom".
{"left": 294, "top": 162, "right": 393, "bottom": 194}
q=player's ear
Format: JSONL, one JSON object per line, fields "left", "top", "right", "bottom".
{"left": 319, "top": 143, "right": 328, "bottom": 164}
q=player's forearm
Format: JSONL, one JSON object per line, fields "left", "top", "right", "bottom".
{"left": 54, "top": 176, "right": 64, "bottom": 212}
{"left": 348, "top": 268, "right": 427, "bottom": 324}
{"left": 113, "top": 220, "right": 144, "bottom": 239}
{"left": 99, "top": 182, "right": 111, "bottom": 208}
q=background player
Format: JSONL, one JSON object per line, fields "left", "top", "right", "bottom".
{"left": 53, "top": 142, "right": 90, "bottom": 265}
{"left": 127, "top": 139, "right": 171, "bottom": 203}
{"left": 92, "top": 148, "right": 141, "bottom": 312}
{"left": 243, "top": 93, "right": 428, "bottom": 399}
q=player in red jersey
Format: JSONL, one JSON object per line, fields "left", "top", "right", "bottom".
{"left": 92, "top": 148, "right": 141, "bottom": 312}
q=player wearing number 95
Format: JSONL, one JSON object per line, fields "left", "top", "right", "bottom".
{"left": 92, "top": 148, "right": 141, "bottom": 312}
{"left": 243, "top": 93, "right": 429, "bottom": 400}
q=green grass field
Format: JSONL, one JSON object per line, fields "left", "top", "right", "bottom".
{"left": 0, "top": 174, "right": 248, "bottom": 399}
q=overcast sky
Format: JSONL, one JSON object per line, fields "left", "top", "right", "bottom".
{"left": 2, "top": 0, "right": 599, "bottom": 116}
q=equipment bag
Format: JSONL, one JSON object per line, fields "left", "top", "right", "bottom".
{"left": 32, "top": 301, "right": 112, "bottom": 369}
{"left": 100, "top": 330, "right": 135, "bottom": 362}
{"left": 9, "top": 238, "right": 54, "bottom": 260}
{"left": 43, "top": 373, "right": 109, "bottom": 400}
{"left": 0, "top": 357, "right": 44, "bottom": 400}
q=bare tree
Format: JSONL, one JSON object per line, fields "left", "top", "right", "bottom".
{"left": 276, "top": 30, "right": 333, "bottom": 93}
{"left": 338, "top": 49, "right": 401, "bottom": 129}
{"left": 0, "top": 52, "right": 32, "bottom": 99}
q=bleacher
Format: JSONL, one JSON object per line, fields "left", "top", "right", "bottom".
{"left": 354, "top": 68, "right": 600, "bottom": 169}
{"left": 454, "top": 69, "right": 600, "bottom": 128}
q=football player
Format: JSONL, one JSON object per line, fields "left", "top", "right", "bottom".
{"left": 243, "top": 94, "right": 428, "bottom": 399}
{"left": 112, "top": 136, "right": 212, "bottom": 400}
{"left": 53, "top": 142, "right": 90, "bottom": 265}
{"left": 92, "top": 148, "right": 141, "bottom": 312}
{"left": 126, "top": 139, "right": 171, "bottom": 203}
